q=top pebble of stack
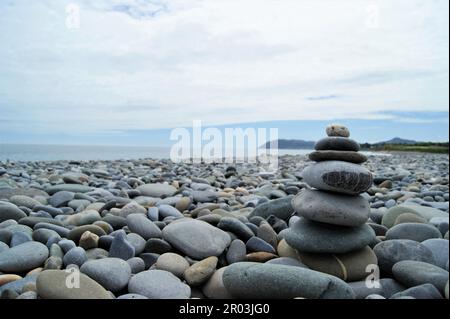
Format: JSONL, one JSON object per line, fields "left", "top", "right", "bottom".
{"left": 326, "top": 124, "right": 350, "bottom": 137}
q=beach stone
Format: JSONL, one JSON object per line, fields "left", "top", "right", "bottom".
{"left": 265, "top": 257, "right": 308, "bottom": 268}
{"left": 32, "top": 228, "right": 60, "bottom": 244}
{"left": 79, "top": 231, "right": 99, "bottom": 250}
{"left": 392, "top": 260, "right": 449, "bottom": 295}
{"left": 202, "top": 267, "right": 233, "bottom": 299}
{"left": 368, "top": 223, "right": 388, "bottom": 236}
{"left": 109, "top": 231, "right": 135, "bottom": 260}
{"left": 226, "top": 239, "right": 246, "bottom": 264}
{"left": 421, "top": 239, "right": 449, "bottom": 269}
{"left": 119, "top": 202, "right": 147, "bottom": 218}
{"left": 10, "top": 231, "right": 32, "bottom": 247}
{"left": 297, "top": 246, "right": 378, "bottom": 282}
{"left": 0, "top": 202, "right": 27, "bottom": 223}
{"left": 126, "top": 233, "right": 146, "bottom": 255}
{"left": 45, "top": 184, "right": 93, "bottom": 195}
{"left": 117, "top": 293, "right": 148, "bottom": 299}
{"left": 175, "top": 197, "right": 191, "bottom": 212}
{"left": 326, "top": 124, "right": 350, "bottom": 137}
{"left": 147, "top": 207, "right": 159, "bottom": 221}
{"left": 394, "top": 213, "right": 427, "bottom": 225}
{"left": 0, "top": 274, "right": 22, "bottom": 286}
{"left": 223, "top": 262, "right": 355, "bottom": 299}
{"left": 58, "top": 239, "right": 76, "bottom": 254}
{"left": 34, "top": 223, "right": 70, "bottom": 238}
{"left": 162, "top": 219, "right": 230, "bottom": 260}
{"left": 429, "top": 217, "right": 449, "bottom": 236}
{"left": 284, "top": 218, "right": 375, "bottom": 254}
{"left": 126, "top": 213, "right": 162, "bottom": 240}
{"left": 309, "top": 150, "right": 367, "bottom": 164}
{"left": 85, "top": 248, "right": 108, "bottom": 260}
{"left": 184, "top": 256, "right": 218, "bottom": 286}
{"left": 36, "top": 270, "right": 112, "bottom": 299}
{"left": 10, "top": 195, "right": 40, "bottom": 209}
{"left": 144, "top": 238, "right": 172, "bottom": 254}
{"left": 155, "top": 253, "right": 189, "bottom": 278}
{"left": 386, "top": 223, "right": 442, "bottom": 242}
{"left": 67, "top": 225, "right": 106, "bottom": 243}
{"left": 246, "top": 237, "right": 276, "bottom": 254}
{"left": 63, "top": 247, "right": 87, "bottom": 267}
{"left": 315, "top": 137, "right": 360, "bottom": 152}
{"left": 127, "top": 257, "right": 145, "bottom": 274}
{"left": 302, "top": 161, "right": 372, "bottom": 195}
{"left": 128, "top": 270, "right": 191, "bottom": 299}
{"left": 292, "top": 189, "right": 370, "bottom": 226}
{"left": 246, "top": 252, "right": 278, "bottom": 262}
{"left": 157, "top": 204, "right": 183, "bottom": 219}
{"left": 217, "top": 217, "right": 254, "bottom": 241}
{"left": 48, "top": 191, "right": 74, "bottom": 208}
{"left": 390, "top": 283, "right": 443, "bottom": 299}
{"left": 378, "top": 180, "right": 393, "bottom": 189}
{"left": 80, "top": 257, "right": 131, "bottom": 292}
{"left": 0, "top": 241, "right": 48, "bottom": 272}
{"left": 137, "top": 183, "right": 177, "bottom": 198}
{"left": 256, "top": 223, "right": 278, "bottom": 249}
{"left": 0, "top": 274, "right": 38, "bottom": 295}
{"left": 139, "top": 253, "right": 159, "bottom": 269}
{"left": 382, "top": 204, "right": 449, "bottom": 228}
{"left": 44, "top": 256, "right": 62, "bottom": 270}
{"left": 248, "top": 196, "right": 294, "bottom": 222}
{"left": 0, "top": 242, "right": 8, "bottom": 253}
{"left": 277, "top": 239, "right": 300, "bottom": 259}
{"left": 373, "top": 239, "right": 435, "bottom": 275}
{"left": 19, "top": 217, "right": 63, "bottom": 228}
{"left": 348, "top": 278, "right": 405, "bottom": 299}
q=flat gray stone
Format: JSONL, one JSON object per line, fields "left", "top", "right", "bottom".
{"left": 315, "top": 136, "right": 360, "bottom": 152}
{"left": 386, "top": 223, "right": 442, "bottom": 242}
{"left": 292, "top": 188, "right": 369, "bottom": 226}
{"left": 248, "top": 196, "right": 294, "bottom": 221}
{"left": 222, "top": 262, "right": 355, "bottom": 299}
{"left": 421, "top": 239, "right": 449, "bottom": 269}
{"left": 126, "top": 213, "right": 162, "bottom": 240}
{"left": 309, "top": 150, "right": 367, "bottom": 164}
{"left": 80, "top": 257, "right": 131, "bottom": 292}
{"left": 137, "top": 183, "right": 177, "bottom": 198}
{"left": 0, "top": 241, "right": 49, "bottom": 272}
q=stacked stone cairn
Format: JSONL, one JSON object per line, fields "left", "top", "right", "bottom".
{"left": 284, "top": 124, "right": 378, "bottom": 282}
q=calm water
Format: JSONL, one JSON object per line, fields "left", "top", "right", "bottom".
{"left": 0, "top": 144, "right": 387, "bottom": 162}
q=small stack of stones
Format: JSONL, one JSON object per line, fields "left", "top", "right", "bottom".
{"left": 284, "top": 124, "right": 378, "bottom": 282}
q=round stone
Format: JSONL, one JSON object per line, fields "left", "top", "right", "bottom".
{"left": 390, "top": 283, "right": 443, "bottom": 299}
{"left": 126, "top": 213, "right": 162, "bottom": 240}
{"left": 108, "top": 231, "right": 135, "bottom": 260}
{"left": 0, "top": 202, "right": 27, "bottom": 223}
{"left": 421, "top": 239, "right": 449, "bottom": 269}
{"left": 144, "top": 238, "right": 172, "bottom": 254}
{"left": 157, "top": 204, "right": 184, "bottom": 219}
{"left": 315, "top": 137, "right": 360, "bottom": 152}
{"left": 118, "top": 202, "right": 147, "bottom": 218}
{"left": 386, "top": 223, "right": 442, "bottom": 242}
{"left": 297, "top": 246, "right": 378, "bottom": 282}
{"left": 256, "top": 223, "right": 278, "bottom": 249}
{"left": 63, "top": 247, "right": 87, "bottom": 267}
{"left": 10, "top": 231, "right": 32, "bottom": 247}
{"left": 162, "top": 219, "right": 231, "bottom": 260}
{"left": 326, "top": 124, "right": 350, "bottom": 137}
{"left": 302, "top": 161, "right": 373, "bottom": 195}
{"left": 80, "top": 257, "right": 131, "bottom": 292}
{"left": 48, "top": 191, "right": 75, "bottom": 208}
{"left": 44, "top": 256, "right": 63, "bottom": 270}
{"left": 222, "top": 262, "right": 355, "bottom": 299}
{"left": 348, "top": 278, "right": 405, "bottom": 299}
{"left": 309, "top": 150, "right": 367, "bottom": 164}
{"left": 284, "top": 218, "right": 375, "bottom": 254}
{"left": 394, "top": 213, "right": 427, "bottom": 225}
{"left": 0, "top": 274, "right": 22, "bottom": 286}
{"left": 246, "top": 252, "right": 278, "bottom": 262}
{"left": 184, "top": 256, "right": 218, "bottom": 286}
{"left": 128, "top": 270, "right": 191, "bottom": 299}
{"left": 246, "top": 237, "right": 276, "bottom": 254}
{"left": 292, "top": 188, "right": 369, "bottom": 226}
{"left": 79, "top": 231, "right": 99, "bottom": 250}
{"left": 126, "top": 233, "right": 146, "bottom": 255}
{"left": 248, "top": 196, "right": 295, "bottom": 221}
{"left": 217, "top": 217, "right": 254, "bottom": 241}
{"left": 226, "top": 239, "right": 246, "bottom": 264}
{"left": 0, "top": 241, "right": 49, "bottom": 272}
{"left": 127, "top": 257, "right": 145, "bottom": 274}
{"left": 202, "top": 267, "right": 233, "bottom": 299}
{"left": 382, "top": 204, "right": 448, "bottom": 228}
{"left": 136, "top": 183, "right": 177, "bottom": 198}
{"left": 392, "top": 260, "right": 448, "bottom": 295}
{"left": 155, "top": 253, "right": 190, "bottom": 278}
{"left": 36, "top": 270, "right": 112, "bottom": 299}
{"left": 373, "top": 239, "right": 435, "bottom": 275}
{"left": 10, "top": 195, "right": 41, "bottom": 209}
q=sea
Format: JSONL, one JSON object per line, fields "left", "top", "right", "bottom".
{"left": 0, "top": 144, "right": 387, "bottom": 162}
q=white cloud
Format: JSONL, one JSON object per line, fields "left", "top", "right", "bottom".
{"left": 0, "top": 0, "right": 448, "bottom": 134}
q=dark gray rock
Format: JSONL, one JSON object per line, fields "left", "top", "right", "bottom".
{"left": 63, "top": 247, "right": 87, "bottom": 267}
{"left": 373, "top": 239, "right": 435, "bottom": 275}
{"left": 248, "top": 196, "right": 294, "bottom": 222}
{"left": 144, "top": 238, "right": 172, "bottom": 254}
{"left": 128, "top": 270, "right": 191, "bottom": 299}
{"left": 0, "top": 201, "right": 27, "bottom": 223}
{"left": 109, "top": 231, "right": 135, "bottom": 260}
{"left": 386, "top": 223, "right": 442, "bottom": 242}
{"left": 157, "top": 204, "right": 183, "bottom": 219}
{"left": 246, "top": 237, "right": 276, "bottom": 254}
{"left": 292, "top": 188, "right": 370, "bottom": 226}
{"left": 126, "top": 213, "right": 162, "bottom": 240}
{"left": 315, "top": 137, "right": 360, "bottom": 152}
{"left": 222, "top": 262, "right": 355, "bottom": 299}
{"left": 226, "top": 239, "right": 246, "bottom": 264}
{"left": 284, "top": 217, "right": 375, "bottom": 254}
{"left": 217, "top": 217, "right": 254, "bottom": 241}
{"left": 309, "top": 150, "right": 367, "bottom": 164}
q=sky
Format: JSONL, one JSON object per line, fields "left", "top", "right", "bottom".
{"left": 0, "top": 0, "right": 448, "bottom": 146}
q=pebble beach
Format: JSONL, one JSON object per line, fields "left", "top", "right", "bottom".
{"left": 0, "top": 127, "right": 449, "bottom": 299}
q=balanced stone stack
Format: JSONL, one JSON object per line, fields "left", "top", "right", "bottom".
{"left": 284, "top": 124, "right": 378, "bottom": 282}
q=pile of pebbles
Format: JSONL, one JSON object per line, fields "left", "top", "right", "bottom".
{"left": 0, "top": 125, "right": 448, "bottom": 299}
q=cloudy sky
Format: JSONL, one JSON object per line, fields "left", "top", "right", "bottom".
{"left": 0, "top": 0, "right": 448, "bottom": 145}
